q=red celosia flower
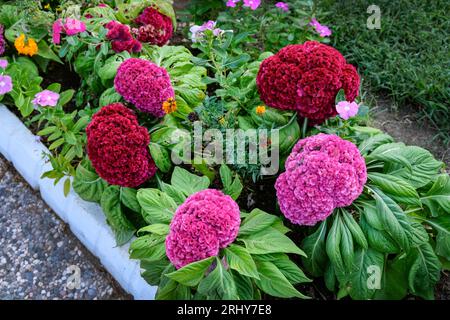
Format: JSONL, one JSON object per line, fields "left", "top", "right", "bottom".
{"left": 134, "top": 7, "right": 173, "bottom": 46}
{"left": 86, "top": 103, "right": 157, "bottom": 187}
{"left": 105, "top": 21, "right": 142, "bottom": 53}
{"left": 256, "top": 41, "right": 360, "bottom": 124}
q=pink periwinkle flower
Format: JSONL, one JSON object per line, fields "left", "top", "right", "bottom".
{"left": 226, "top": 0, "right": 240, "bottom": 7}
{"left": 166, "top": 189, "right": 241, "bottom": 269}
{"left": 336, "top": 101, "right": 359, "bottom": 120}
{"left": 0, "top": 75, "right": 13, "bottom": 95}
{"left": 32, "top": 90, "right": 60, "bottom": 108}
{"left": 190, "top": 20, "right": 223, "bottom": 43}
{"left": 63, "top": 18, "right": 86, "bottom": 36}
{"left": 275, "top": 2, "right": 289, "bottom": 12}
{"left": 275, "top": 134, "right": 367, "bottom": 226}
{"left": 0, "top": 59, "right": 8, "bottom": 69}
{"left": 114, "top": 58, "right": 174, "bottom": 117}
{"left": 52, "top": 19, "right": 63, "bottom": 44}
{"left": 243, "top": 0, "right": 261, "bottom": 10}
{"left": 310, "top": 18, "right": 332, "bottom": 37}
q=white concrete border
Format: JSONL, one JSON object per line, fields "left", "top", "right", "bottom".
{"left": 0, "top": 104, "right": 156, "bottom": 300}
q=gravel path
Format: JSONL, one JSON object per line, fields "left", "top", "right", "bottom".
{"left": 0, "top": 155, "right": 131, "bottom": 300}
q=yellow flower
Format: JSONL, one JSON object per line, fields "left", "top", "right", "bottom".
{"left": 44, "top": 3, "right": 51, "bottom": 10}
{"left": 256, "top": 105, "right": 266, "bottom": 115}
{"left": 162, "top": 97, "right": 177, "bottom": 114}
{"left": 14, "top": 34, "right": 38, "bottom": 57}
{"left": 218, "top": 117, "right": 226, "bottom": 125}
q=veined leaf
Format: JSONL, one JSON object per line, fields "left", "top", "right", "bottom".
{"left": 301, "top": 221, "right": 328, "bottom": 277}
{"left": 421, "top": 174, "right": 450, "bottom": 214}
{"left": 224, "top": 244, "right": 259, "bottom": 279}
{"left": 368, "top": 172, "right": 420, "bottom": 206}
{"left": 240, "top": 228, "right": 306, "bottom": 256}
{"left": 72, "top": 160, "right": 108, "bottom": 203}
{"left": 239, "top": 208, "right": 278, "bottom": 236}
{"left": 166, "top": 256, "right": 215, "bottom": 287}
{"left": 171, "top": 167, "right": 210, "bottom": 197}
{"left": 341, "top": 209, "right": 368, "bottom": 249}
{"left": 137, "top": 188, "right": 177, "bottom": 224}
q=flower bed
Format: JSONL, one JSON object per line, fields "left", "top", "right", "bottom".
{"left": 0, "top": 0, "right": 449, "bottom": 300}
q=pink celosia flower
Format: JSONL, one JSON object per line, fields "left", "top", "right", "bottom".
{"left": 0, "top": 59, "right": 8, "bottom": 69}
{"left": 0, "top": 75, "right": 12, "bottom": 95}
{"left": 310, "top": 18, "right": 332, "bottom": 37}
{"left": 166, "top": 189, "right": 241, "bottom": 269}
{"left": 52, "top": 19, "right": 63, "bottom": 44}
{"left": 226, "top": 0, "right": 240, "bottom": 7}
{"left": 243, "top": 0, "right": 261, "bottom": 10}
{"left": 275, "top": 134, "right": 367, "bottom": 226}
{"left": 32, "top": 90, "right": 60, "bottom": 108}
{"left": 336, "top": 101, "right": 359, "bottom": 120}
{"left": 63, "top": 18, "right": 86, "bottom": 36}
{"left": 275, "top": 2, "right": 289, "bottom": 12}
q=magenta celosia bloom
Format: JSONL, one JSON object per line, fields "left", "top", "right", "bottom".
{"left": 275, "top": 134, "right": 367, "bottom": 226}
{"left": 336, "top": 101, "right": 359, "bottom": 120}
{"left": 0, "top": 75, "right": 12, "bottom": 95}
{"left": 166, "top": 189, "right": 241, "bottom": 269}
{"left": 275, "top": 2, "right": 289, "bottom": 12}
{"left": 32, "top": 90, "right": 60, "bottom": 108}
{"left": 0, "top": 59, "right": 7, "bottom": 69}
{"left": 0, "top": 24, "right": 6, "bottom": 56}
{"left": 243, "top": 0, "right": 261, "bottom": 10}
{"left": 226, "top": 0, "right": 240, "bottom": 7}
{"left": 64, "top": 18, "right": 86, "bottom": 36}
{"left": 52, "top": 19, "right": 63, "bottom": 44}
{"left": 114, "top": 58, "right": 174, "bottom": 117}
{"left": 310, "top": 18, "right": 332, "bottom": 37}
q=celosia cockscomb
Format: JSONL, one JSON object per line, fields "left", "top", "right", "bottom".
{"left": 86, "top": 103, "right": 157, "bottom": 187}
{"left": 0, "top": 24, "right": 5, "bottom": 56}
{"left": 114, "top": 58, "right": 174, "bottom": 117}
{"left": 166, "top": 189, "right": 241, "bottom": 269}
{"left": 275, "top": 134, "right": 367, "bottom": 226}
{"left": 134, "top": 6, "right": 173, "bottom": 46}
{"left": 256, "top": 41, "right": 360, "bottom": 124}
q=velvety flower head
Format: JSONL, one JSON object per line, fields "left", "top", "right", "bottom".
{"left": 275, "top": 2, "right": 289, "bottom": 12}
{"left": 166, "top": 189, "right": 241, "bottom": 269}
{"left": 243, "top": 0, "right": 261, "bottom": 10}
{"left": 86, "top": 103, "right": 157, "bottom": 187}
{"left": 226, "top": 0, "right": 240, "bottom": 7}
{"left": 106, "top": 21, "right": 142, "bottom": 53}
{"left": 0, "top": 24, "right": 5, "bottom": 56}
{"left": 275, "top": 134, "right": 367, "bottom": 226}
{"left": 32, "top": 90, "right": 59, "bottom": 108}
{"left": 256, "top": 41, "right": 360, "bottom": 124}
{"left": 0, "top": 75, "right": 13, "bottom": 95}
{"left": 64, "top": 18, "right": 86, "bottom": 36}
{"left": 134, "top": 6, "right": 173, "bottom": 46}
{"left": 310, "top": 18, "right": 332, "bottom": 37}
{"left": 114, "top": 58, "right": 174, "bottom": 117}
{"left": 0, "top": 59, "right": 8, "bottom": 69}
{"left": 336, "top": 101, "right": 359, "bottom": 120}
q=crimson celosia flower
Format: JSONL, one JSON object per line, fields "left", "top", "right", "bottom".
{"left": 134, "top": 6, "right": 173, "bottom": 46}
{"left": 114, "top": 58, "right": 174, "bottom": 117}
{"left": 86, "top": 103, "right": 157, "bottom": 187}
{"left": 275, "top": 134, "right": 367, "bottom": 226}
{"left": 256, "top": 41, "right": 360, "bottom": 124}
{"left": 105, "top": 21, "right": 142, "bottom": 53}
{"left": 166, "top": 189, "right": 241, "bottom": 269}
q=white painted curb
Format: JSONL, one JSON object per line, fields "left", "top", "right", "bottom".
{"left": 0, "top": 104, "right": 156, "bottom": 300}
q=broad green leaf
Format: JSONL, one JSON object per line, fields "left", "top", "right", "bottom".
{"left": 37, "top": 40, "right": 63, "bottom": 64}
{"left": 197, "top": 258, "right": 238, "bottom": 299}
{"left": 436, "top": 232, "right": 450, "bottom": 260}
{"left": 166, "top": 256, "right": 215, "bottom": 287}
{"left": 358, "top": 133, "right": 393, "bottom": 155}
{"left": 339, "top": 217, "right": 354, "bottom": 270}
{"left": 224, "top": 244, "right": 259, "bottom": 279}
{"left": 232, "top": 271, "right": 254, "bottom": 300}
{"left": 374, "top": 256, "right": 408, "bottom": 300}
{"left": 421, "top": 174, "right": 450, "bottom": 214}
{"left": 368, "top": 172, "right": 420, "bottom": 206}
{"left": 238, "top": 209, "right": 278, "bottom": 236}
{"left": 326, "top": 215, "right": 346, "bottom": 282}
{"left": 220, "top": 164, "right": 243, "bottom": 200}
{"left": 137, "top": 188, "right": 177, "bottom": 224}
{"left": 341, "top": 209, "right": 368, "bottom": 249}
{"left": 240, "top": 228, "right": 306, "bottom": 256}
{"left": 72, "top": 160, "right": 108, "bottom": 203}
{"left": 302, "top": 221, "right": 328, "bottom": 277}
{"left": 120, "top": 187, "right": 141, "bottom": 212}
{"left": 137, "top": 223, "right": 170, "bottom": 236}
{"left": 361, "top": 215, "right": 401, "bottom": 254}
{"left": 149, "top": 143, "right": 172, "bottom": 173}
{"left": 159, "top": 181, "right": 186, "bottom": 205}
{"left": 129, "top": 234, "right": 166, "bottom": 260}
{"left": 271, "top": 258, "right": 311, "bottom": 285}
{"left": 171, "top": 167, "right": 210, "bottom": 197}
{"left": 141, "top": 258, "right": 170, "bottom": 286}
{"left": 366, "top": 142, "right": 411, "bottom": 171}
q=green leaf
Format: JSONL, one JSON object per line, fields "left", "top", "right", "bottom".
{"left": 171, "top": 167, "right": 210, "bottom": 197}
{"left": 120, "top": 187, "right": 141, "bottom": 213}
{"left": 240, "top": 228, "right": 306, "bottom": 256}
{"left": 358, "top": 133, "right": 393, "bottom": 155}
{"left": 374, "top": 256, "right": 408, "bottom": 300}
{"left": 335, "top": 89, "right": 346, "bottom": 104}
{"left": 367, "top": 142, "right": 412, "bottom": 171}
{"left": 37, "top": 40, "right": 63, "bottom": 64}
{"left": 360, "top": 215, "right": 401, "bottom": 254}
{"left": 197, "top": 258, "right": 238, "bottom": 299}
{"left": 137, "top": 188, "right": 177, "bottom": 224}
{"left": 159, "top": 181, "right": 186, "bottom": 205}
{"left": 339, "top": 216, "right": 354, "bottom": 270}
{"left": 100, "top": 186, "right": 135, "bottom": 246}
{"left": 72, "top": 160, "right": 108, "bottom": 203}
{"left": 341, "top": 209, "right": 368, "bottom": 249}
{"left": 220, "top": 164, "right": 243, "bottom": 200}
{"left": 233, "top": 271, "right": 255, "bottom": 300}
{"left": 224, "top": 244, "right": 259, "bottom": 279}
{"left": 326, "top": 215, "right": 346, "bottom": 282}
{"left": 271, "top": 258, "right": 311, "bottom": 285}
{"left": 238, "top": 208, "right": 278, "bottom": 236}
{"left": 137, "top": 224, "right": 170, "bottom": 236}
{"left": 129, "top": 234, "right": 166, "bottom": 260}
{"left": 302, "top": 221, "right": 328, "bottom": 277}
{"left": 421, "top": 174, "right": 450, "bottom": 214}
{"left": 149, "top": 143, "right": 172, "bottom": 173}
{"left": 254, "top": 261, "right": 309, "bottom": 299}
{"left": 63, "top": 178, "right": 71, "bottom": 197}
{"left": 368, "top": 172, "right": 421, "bottom": 206}
{"left": 58, "top": 89, "right": 75, "bottom": 107}
{"left": 141, "top": 258, "right": 170, "bottom": 286}
{"left": 166, "top": 256, "right": 215, "bottom": 287}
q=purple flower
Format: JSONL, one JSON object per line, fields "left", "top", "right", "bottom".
{"left": 310, "top": 18, "right": 332, "bottom": 37}
{"left": 0, "top": 24, "right": 5, "bottom": 56}
{"left": 190, "top": 20, "right": 223, "bottom": 42}
{"left": 275, "top": 2, "right": 289, "bottom": 12}
{"left": 336, "top": 101, "right": 359, "bottom": 120}
{"left": 243, "top": 0, "right": 261, "bottom": 10}
{"left": 0, "top": 59, "right": 8, "bottom": 69}
{"left": 226, "top": 0, "right": 240, "bottom": 7}
{"left": 32, "top": 90, "right": 60, "bottom": 108}
{"left": 0, "top": 75, "right": 12, "bottom": 95}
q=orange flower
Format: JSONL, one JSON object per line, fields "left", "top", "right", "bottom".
{"left": 14, "top": 34, "right": 38, "bottom": 56}
{"left": 256, "top": 105, "right": 266, "bottom": 115}
{"left": 162, "top": 97, "right": 177, "bottom": 114}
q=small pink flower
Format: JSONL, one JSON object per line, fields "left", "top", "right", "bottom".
{"left": 310, "top": 18, "right": 332, "bottom": 37}
{"left": 0, "top": 75, "right": 13, "bottom": 95}
{"left": 336, "top": 101, "right": 359, "bottom": 120}
{"left": 32, "top": 90, "right": 60, "bottom": 108}
{"left": 64, "top": 18, "right": 86, "bottom": 36}
{"left": 243, "top": 0, "right": 261, "bottom": 10}
{"left": 275, "top": 2, "right": 289, "bottom": 12}
{"left": 98, "top": 3, "right": 107, "bottom": 7}
{"left": 0, "top": 59, "right": 8, "bottom": 69}
{"left": 52, "top": 19, "right": 63, "bottom": 44}
{"left": 226, "top": 0, "right": 240, "bottom": 7}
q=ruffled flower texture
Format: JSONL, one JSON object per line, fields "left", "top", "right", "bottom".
{"left": 256, "top": 41, "right": 360, "bottom": 124}
{"left": 0, "top": 24, "right": 5, "bottom": 56}
{"left": 275, "top": 134, "right": 367, "bottom": 226}
{"left": 134, "top": 6, "right": 173, "bottom": 46}
{"left": 106, "top": 21, "right": 142, "bottom": 53}
{"left": 114, "top": 58, "right": 174, "bottom": 117}
{"left": 166, "top": 189, "right": 241, "bottom": 269}
{"left": 86, "top": 103, "right": 157, "bottom": 188}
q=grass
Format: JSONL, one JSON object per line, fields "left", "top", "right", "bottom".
{"left": 320, "top": 0, "right": 450, "bottom": 144}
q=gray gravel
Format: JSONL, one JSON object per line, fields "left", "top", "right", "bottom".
{"left": 0, "top": 155, "right": 131, "bottom": 300}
